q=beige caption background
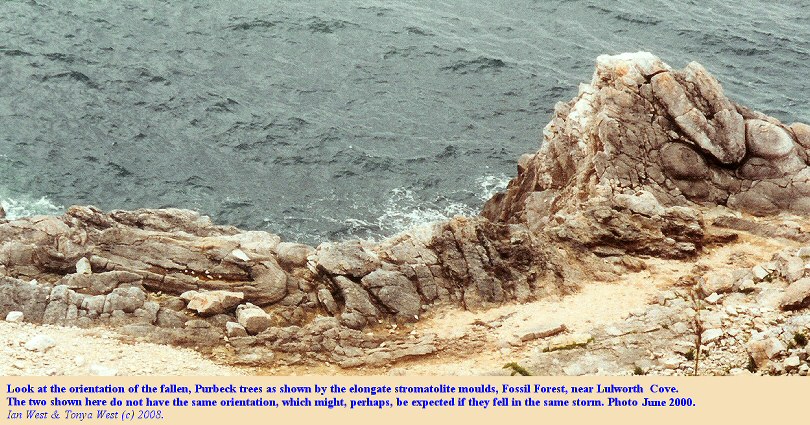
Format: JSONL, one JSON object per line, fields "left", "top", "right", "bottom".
{"left": 2, "top": 376, "right": 806, "bottom": 423}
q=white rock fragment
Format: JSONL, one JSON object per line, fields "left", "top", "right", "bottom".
{"left": 670, "top": 322, "right": 690, "bottom": 334}
{"left": 236, "top": 304, "right": 272, "bottom": 335}
{"left": 738, "top": 278, "right": 756, "bottom": 292}
{"left": 783, "top": 356, "right": 801, "bottom": 369}
{"left": 748, "top": 338, "right": 787, "bottom": 370}
{"left": 76, "top": 257, "right": 92, "bottom": 275}
{"left": 797, "top": 247, "right": 810, "bottom": 258}
{"left": 179, "top": 290, "right": 199, "bottom": 302}
{"left": 230, "top": 249, "right": 251, "bottom": 262}
{"left": 24, "top": 335, "right": 56, "bottom": 352}
{"left": 5, "top": 311, "right": 24, "bottom": 322}
{"left": 89, "top": 364, "right": 118, "bottom": 376}
{"left": 225, "top": 321, "right": 248, "bottom": 338}
{"left": 661, "top": 357, "right": 682, "bottom": 370}
{"left": 614, "top": 190, "right": 665, "bottom": 217}
{"left": 74, "top": 356, "right": 86, "bottom": 367}
{"left": 671, "top": 340, "right": 694, "bottom": 355}
{"left": 703, "top": 271, "right": 736, "bottom": 294}
{"left": 780, "top": 277, "right": 810, "bottom": 310}
{"left": 752, "top": 265, "right": 770, "bottom": 282}
{"left": 701, "top": 328, "right": 724, "bottom": 343}
{"left": 705, "top": 292, "right": 722, "bottom": 304}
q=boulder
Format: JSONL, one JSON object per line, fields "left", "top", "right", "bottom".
{"left": 315, "top": 241, "right": 381, "bottom": 278}
{"left": 155, "top": 308, "right": 186, "bottom": 329}
{"left": 703, "top": 271, "right": 736, "bottom": 294}
{"left": 5, "top": 311, "right": 23, "bottom": 322}
{"left": 747, "top": 338, "right": 786, "bottom": 369}
{"left": 780, "top": 278, "right": 810, "bottom": 310}
{"left": 186, "top": 290, "right": 244, "bottom": 316}
{"left": 236, "top": 304, "right": 272, "bottom": 335}
{"left": 104, "top": 287, "right": 146, "bottom": 314}
{"left": 0, "top": 277, "right": 51, "bottom": 323}
{"left": 24, "top": 335, "right": 56, "bottom": 352}
{"left": 276, "top": 242, "right": 315, "bottom": 268}
{"left": 361, "top": 270, "right": 421, "bottom": 320}
{"left": 75, "top": 257, "right": 92, "bottom": 275}
{"left": 226, "top": 321, "right": 248, "bottom": 338}
{"left": 333, "top": 276, "right": 380, "bottom": 329}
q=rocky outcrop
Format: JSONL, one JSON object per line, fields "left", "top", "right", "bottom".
{"left": 1, "top": 52, "right": 809, "bottom": 371}
{"left": 0, "top": 206, "right": 573, "bottom": 366}
{"left": 483, "top": 52, "right": 810, "bottom": 258}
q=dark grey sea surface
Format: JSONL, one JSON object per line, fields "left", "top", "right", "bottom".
{"left": 1, "top": 0, "right": 808, "bottom": 243}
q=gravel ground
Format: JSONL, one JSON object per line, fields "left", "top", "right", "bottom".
{"left": 0, "top": 322, "right": 244, "bottom": 376}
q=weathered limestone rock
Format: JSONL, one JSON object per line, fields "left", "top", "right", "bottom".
{"left": 226, "top": 321, "right": 248, "bottom": 338}
{"left": 361, "top": 270, "right": 421, "bottom": 321}
{"left": 781, "top": 278, "right": 810, "bottom": 310}
{"left": 333, "top": 276, "right": 380, "bottom": 329}
{"left": 703, "top": 271, "right": 735, "bottom": 294}
{"left": 24, "top": 335, "right": 56, "bottom": 352}
{"left": 155, "top": 308, "right": 186, "bottom": 328}
{"left": 701, "top": 328, "right": 723, "bottom": 343}
{"left": 5, "top": 310, "right": 23, "bottom": 322}
{"left": 103, "top": 287, "right": 146, "bottom": 314}
{"left": 58, "top": 271, "right": 143, "bottom": 295}
{"left": 747, "top": 338, "right": 786, "bottom": 369}
{"left": 236, "top": 303, "right": 272, "bottom": 335}
{"left": 186, "top": 290, "right": 244, "bottom": 316}
{"left": 651, "top": 62, "right": 746, "bottom": 165}
{"left": 316, "top": 288, "right": 339, "bottom": 315}
{"left": 315, "top": 241, "right": 381, "bottom": 278}
{"left": 752, "top": 265, "right": 771, "bottom": 282}
{"left": 483, "top": 52, "right": 810, "bottom": 258}
{"left": 0, "top": 277, "right": 51, "bottom": 322}
{"left": 774, "top": 253, "right": 805, "bottom": 283}
{"left": 520, "top": 323, "right": 567, "bottom": 342}
{"left": 244, "top": 259, "right": 287, "bottom": 305}
{"left": 75, "top": 258, "right": 92, "bottom": 275}
{"left": 276, "top": 242, "right": 315, "bottom": 268}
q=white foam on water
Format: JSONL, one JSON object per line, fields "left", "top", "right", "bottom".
{"left": 475, "top": 173, "right": 511, "bottom": 202}
{"left": 1, "top": 195, "right": 63, "bottom": 220}
{"left": 268, "top": 174, "right": 514, "bottom": 244}
{"left": 375, "top": 187, "right": 476, "bottom": 238}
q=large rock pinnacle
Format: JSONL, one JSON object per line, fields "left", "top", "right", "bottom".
{"left": 483, "top": 52, "right": 809, "bottom": 257}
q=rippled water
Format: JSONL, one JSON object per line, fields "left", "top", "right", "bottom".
{"left": 1, "top": 0, "right": 808, "bottom": 243}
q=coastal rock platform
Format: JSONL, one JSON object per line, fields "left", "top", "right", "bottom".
{"left": 2, "top": 53, "right": 809, "bottom": 376}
